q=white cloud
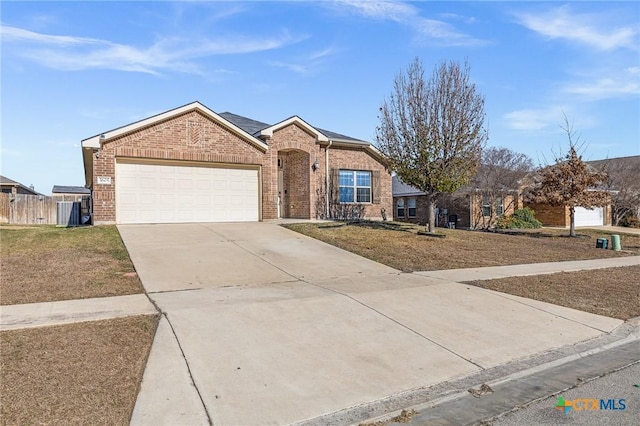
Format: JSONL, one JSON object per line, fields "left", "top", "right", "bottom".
{"left": 626, "top": 66, "right": 640, "bottom": 75}
{"left": 514, "top": 5, "right": 639, "bottom": 51}
{"left": 1, "top": 25, "right": 105, "bottom": 46}
{"left": 332, "top": 0, "right": 487, "bottom": 47}
{"left": 561, "top": 66, "right": 640, "bottom": 101}
{"left": 503, "top": 106, "right": 567, "bottom": 131}
{"left": 564, "top": 77, "right": 640, "bottom": 100}
{"left": 269, "top": 46, "right": 339, "bottom": 74}
{"left": 269, "top": 61, "right": 308, "bottom": 74}
{"left": 1, "top": 25, "right": 302, "bottom": 75}
{"left": 0, "top": 147, "right": 27, "bottom": 158}
{"left": 337, "top": 0, "right": 416, "bottom": 22}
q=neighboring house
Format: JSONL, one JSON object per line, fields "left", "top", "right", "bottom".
{"left": 0, "top": 175, "right": 41, "bottom": 196}
{"left": 392, "top": 176, "right": 522, "bottom": 229}
{"left": 81, "top": 101, "right": 391, "bottom": 224}
{"left": 52, "top": 185, "right": 91, "bottom": 202}
{"left": 587, "top": 155, "right": 640, "bottom": 225}
{"left": 0, "top": 176, "right": 54, "bottom": 224}
{"left": 521, "top": 159, "right": 617, "bottom": 228}
{"left": 523, "top": 201, "right": 612, "bottom": 227}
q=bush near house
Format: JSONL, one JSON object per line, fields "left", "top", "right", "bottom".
{"left": 619, "top": 215, "right": 640, "bottom": 228}
{"left": 496, "top": 207, "right": 542, "bottom": 229}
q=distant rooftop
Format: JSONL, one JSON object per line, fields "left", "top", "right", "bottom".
{"left": 0, "top": 175, "right": 41, "bottom": 195}
{"left": 52, "top": 185, "right": 91, "bottom": 194}
{"left": 392, "top": 176, "right": 425, "bottom": 197}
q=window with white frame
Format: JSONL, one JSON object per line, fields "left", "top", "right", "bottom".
{"left": 339, "top": 170, "right": 371, "bottom": 203}
{"left": 396, "top": 198, "right": 405, "bottom": 218}
{"left": 408, "top": 197, "right": 417, "bottom": 218}
{"left": 496, "top": 196, "right": 504, "bottom": 216}
{"left": 482, "top": 196, "right": 491, "bottom": 217}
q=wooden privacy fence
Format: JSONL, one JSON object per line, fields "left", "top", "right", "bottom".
{"left": 0, "top": 193, "right": 58, "bottom": 224}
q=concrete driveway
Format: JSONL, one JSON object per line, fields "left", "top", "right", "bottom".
{"left": 119, "top": 223, "right": 622, "bottom": 425}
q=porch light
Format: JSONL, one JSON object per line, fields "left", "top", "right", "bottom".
{"left": 312, "top": 158, "right": 319, "bottom": 171}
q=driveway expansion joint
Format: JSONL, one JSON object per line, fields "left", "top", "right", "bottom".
{"left": 203, "top": 226, "right": 488, "bottom": 371}
{"left": 162, "top": 312, "right": 213, "bottom": 426}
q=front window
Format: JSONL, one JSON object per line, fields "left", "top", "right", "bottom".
{"left": 339, "top": 170, "right": 371, "bottom": 203}
{"left": 482, "top": 196, "right": 491, "bottom": 217}
{"left": 496, "top": 196, "right": 504, "bottom": 216}
{"left": 396, "top": 198, "right": 405, "bottom": 218}
{"left": 408, "top": 197, "right": 417, "bottom": 218}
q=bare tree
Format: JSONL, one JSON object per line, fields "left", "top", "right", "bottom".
{"left": 376, "top": 58, "right": 487, "bottom": 233}
{"left": 528, "top": 118, "right": 609, "bottom": 237}
{"left": 468, "top": 147, "right": 534, "bottom": 229}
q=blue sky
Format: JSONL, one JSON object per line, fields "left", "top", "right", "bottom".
{"left": 2, "top": 1, "right": 639, "bottom": 194}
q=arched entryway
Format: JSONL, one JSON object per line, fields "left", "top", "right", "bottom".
{"left": 277, "top": 149, "right": 311, "bottom": 219}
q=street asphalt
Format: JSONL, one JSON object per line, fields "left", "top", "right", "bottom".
{"left": 493, "top": 360, "right": 640, "bottom": 426}
{"left": 381, "top": 337, "right": 639, "bottom": 425}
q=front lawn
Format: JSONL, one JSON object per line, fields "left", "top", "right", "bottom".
{"left": 469, "top": 265, "right": 640, "bottom": 320}
{"left": 1, "top": 315, "right": 158, "bottom": 425}
{"left": 0, "top": 225, "right": 144, "bottom": 305}
{"left": 284, "top": 222, "right": 639, "bottom": 272}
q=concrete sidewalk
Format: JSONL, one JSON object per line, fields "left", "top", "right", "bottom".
{"left": 122, "top": 223, "right": 636, "bottom": 426}
{"left": 415, "top": 255, "right": 640, "bottom": 282}
{"left": 0, "top": 294, "right": 156, "bottom": 331}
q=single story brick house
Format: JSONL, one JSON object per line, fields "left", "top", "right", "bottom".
{"left": 82, "top": 101, "right": 391, "bottom": 225}
{"left": 392, "top": 176, "right": 521, "bottom": 229}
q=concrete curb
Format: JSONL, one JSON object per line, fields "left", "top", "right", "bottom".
{"left": 296, "top": 317, "right": 640, "bottom": 426}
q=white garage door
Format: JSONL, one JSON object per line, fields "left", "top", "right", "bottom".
{"left": 574, "top": 206, "right": 604, "bottom": 227}
{"left": 116, "top": 161, "right": 259, "bottom": 224}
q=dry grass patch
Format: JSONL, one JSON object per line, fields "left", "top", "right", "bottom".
{"left": 284, "top": 222, "right": 639, "bottom": 272}
{"left": 469, "top": 266, "right": 640, "bottom": 320}
{"left": 1, "top": 225, "right": 143, "bottom": 305}
{"left": 0, "top": 314, "right": 158, "bottom": 425}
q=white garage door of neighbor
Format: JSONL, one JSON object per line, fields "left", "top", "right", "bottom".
{"left": 574, "top": 206, "right": 604, "bottom": 227}
{"left": 116, "top": 162, "right": 259, "bottom": 224}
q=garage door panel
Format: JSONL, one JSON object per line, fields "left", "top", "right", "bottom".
{"left": 574, "top": 207, "right": 604, "bottom": 226}
{"left": 116, "top": 162, "right": 259, "bottom": 224}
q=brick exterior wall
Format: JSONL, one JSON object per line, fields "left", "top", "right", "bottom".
{"left": 525, "top": 203, "right": 568, "bottom": 227}
{"left": 328, "top": 147, "right": 392, "bottom": 220}
{"left": 90, "top": 111, "right": 391, "bottom": 223}
{"left": 524, "top": 202, "right": 612, "bottom": 227}
{"left": 393, "top": 193, "right": 520, "bottom": 229}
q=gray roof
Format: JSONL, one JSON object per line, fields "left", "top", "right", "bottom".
{"left": 219, "top": 112, "right": 270, "bottom": 136}
{"left": 392, "top": 176, "right": 425, "bottom": 197}
{"left": 587, "top": 155, "right": 640, "bottom": 172}
{"left": 220, "top": 111, "right": 365, "bottom": 143}
{"left": 316, "top": 127, "right": 365, "bottom": 143}
{"left": 52, "top": 185, "right": 90, "bottom": 194}
{"left": 0, "top": 175, "right": 20, "bottom": 185}
{"left": 0, "top": 175, "right": 41, "bottom": 195}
